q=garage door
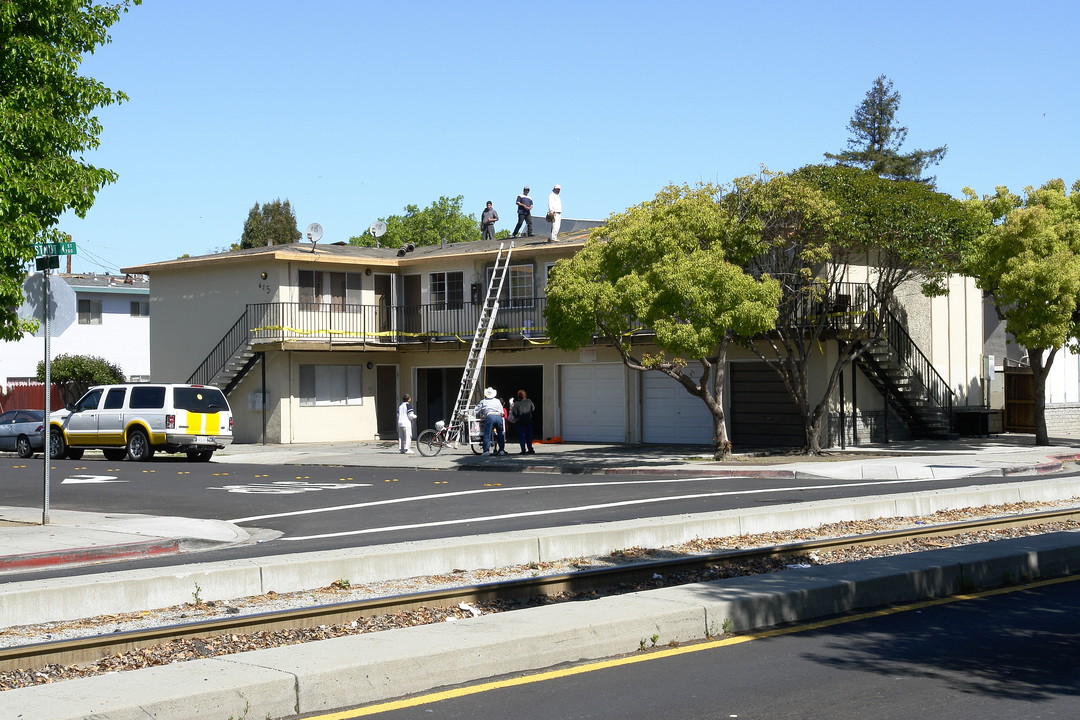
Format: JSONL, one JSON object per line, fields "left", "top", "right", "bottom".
{"left": 560, "top": 364, "right": 626, "bottom": 442}
{"left": 642, "top": 370, "right": 714, "bottom": 444}
{"left": 730, "top": 362, "right": 802, "bottom": 448}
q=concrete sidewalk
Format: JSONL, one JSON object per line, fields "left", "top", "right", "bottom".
{"left": 211, "top": 433, "right": 1080, "bottom": 479}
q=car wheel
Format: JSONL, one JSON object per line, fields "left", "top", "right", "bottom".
{"left": 185, "top": 450, "right": 214, "bottom": 462}
{"left": 103, "top": 448, "right": 127, "bottom": 461}
{"left": 49, "top": 431, "right": 66, "bottom": 460}
{"left": 16, "top": 435, "right": 34, "bottom": 459}
{"left": 127, "top": 429, "right": 154, "bottom": 462}
{"left": 66, "top": 448, "right": 85, "bottom": 460}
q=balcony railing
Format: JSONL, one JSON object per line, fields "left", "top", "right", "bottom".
{"left": 247, "top": 299, "right": 554, "bottom": 344}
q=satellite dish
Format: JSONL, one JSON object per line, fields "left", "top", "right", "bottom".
{"left": 305, "top": 223, "right": 324, "bottom": 243}
{"left": 369, "top": 221, "right": 387, "bottom": 238}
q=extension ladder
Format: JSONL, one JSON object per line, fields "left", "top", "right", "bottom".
{"left": 448, "top": 241, "right": 514, "bottom": 429}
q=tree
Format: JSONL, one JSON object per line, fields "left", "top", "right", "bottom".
{"left": 824, "top": 75, "right": 947, "bottom": 185}
{"left": 743, "top": 165, "right": 986, "bottom": 453}
{"left": 961, "top": 179, "right": 1080, "bottom": 446}
{"left": 36, "top": 353, "right": 125, "bottom": 406}
{"left": 349, "top": 195, "right": 479, "bottom": 248}
{"left": 545, "top": 184, "right": 782, "bottom": 459}
{"left": 236, "top": 198, "right": 301, "bottom": 249}
{"left": 0, "top": 0, "right": 140, "bottom": 341}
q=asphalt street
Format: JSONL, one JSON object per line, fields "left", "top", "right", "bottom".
{"left": 2, "top": 453, "right": 1071, "bottom": 576}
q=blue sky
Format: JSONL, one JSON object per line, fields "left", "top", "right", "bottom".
{"left": 59, "top": 0, "right": 1079, "bottom": 274}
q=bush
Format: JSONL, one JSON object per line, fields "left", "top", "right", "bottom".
{"left": 36, "top": 354, "right": 126, "bottom": 406}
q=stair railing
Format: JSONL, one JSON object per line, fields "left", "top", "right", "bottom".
{"left": 869, "top": 289, "right": 955, "bottom": 421}
{"left": 188, "top": 309, "right": 251, "bottom": 387}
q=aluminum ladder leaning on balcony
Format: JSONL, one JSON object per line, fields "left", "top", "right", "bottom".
{"left": 446, "top": 240, "right": 515, "bottom": 437}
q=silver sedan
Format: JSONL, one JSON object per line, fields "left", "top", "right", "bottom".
{"left": 0, "top": 409, "right": 46, "bottom": 458}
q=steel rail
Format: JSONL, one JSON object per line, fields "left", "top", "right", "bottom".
{"left": 3, "top": 507, "right": 1079, "bottom": 672}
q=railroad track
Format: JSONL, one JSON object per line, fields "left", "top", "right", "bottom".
{"left": 3, "top": 507, "right": 1078, "bottom": 673}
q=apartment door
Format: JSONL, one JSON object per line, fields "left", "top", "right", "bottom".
{"left": 376, "top": 365, "right": 398, "bottom": 439}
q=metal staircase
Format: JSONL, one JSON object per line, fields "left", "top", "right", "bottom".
{"left": 446, "top": 241, "right": 515, "bottom": 426}
{"left": 188, "top": 309, "right": 258, "bottom": 393}
{"left": 852, "top": 298, "right": 954, "bottom": 438}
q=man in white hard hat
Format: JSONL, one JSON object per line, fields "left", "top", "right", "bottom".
{"left": 547, "top": 184, "right": 562, "bottom": 242}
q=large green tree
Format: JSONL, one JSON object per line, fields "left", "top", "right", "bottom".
{"left": 545, "top": 184, "right": 782, "bottom": 459}
{"left": 961, "top": 179, "right": 1080, "bottom": 446}
{"left": 349, "top": 195, "right": 479, "bottom": 249}
{"left": 235, "top": 198, "right": 301, "bottom": 249}
{"left": 824, "top": 75, "right": 946, "bottom": 185}
{"left": 751, "top": 164, "right": 986, "bottom": 453}
{"left": 0, "top": 0, "right": 139, "bottom": 341}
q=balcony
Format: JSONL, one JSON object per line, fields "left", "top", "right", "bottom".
{"left": 246, "top": 299, "right": 555, "bottom": 346}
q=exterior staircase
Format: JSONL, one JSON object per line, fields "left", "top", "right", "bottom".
{"left": 188, "top": 309, "right": 258, "bottom": 394}
{"left": 852, "top": 298, "right": 954, "bottom": 438}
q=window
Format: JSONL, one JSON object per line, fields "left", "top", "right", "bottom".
{"left": 130, "top": 301, "right": 149, "bottom": 317}
{"left": 429, "top": 271, "right": 464, "bottom": 310}
{"left": 78, "top": 299, "right": 102, "bottom": 325}
{"left": 486, "top": 264, "right": 534, "bottom": 308}
{"left": 103, "top": 388, "right": 127, "bottom": 410}
{"left": 543, "top": 262, "right": 558, "bottom": 295}
{"left": 299, "top": 365, "right": 362, "bottom": 406}
{"left": 173, "top": 386, "right": 228, "bottom": 412}
{"left": 130, "top": 386, "right": 167, "bottom": 409}
{"left": 299, "top": 270, "right": 361, "bottom": 306}
{"left": 74, "top": 389, "right": 103, "bottom": 412}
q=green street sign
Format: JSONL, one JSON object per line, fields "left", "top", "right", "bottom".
{"left": 34, "top": 241, "right": 77, "bottom": 256}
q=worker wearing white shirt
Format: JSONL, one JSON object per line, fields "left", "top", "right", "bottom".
{"left": 547, "top": 184, "right": 562, "bottom": 242}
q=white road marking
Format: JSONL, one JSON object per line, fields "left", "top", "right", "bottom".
{"left": 62, "top": 475, "right": 127, "bottom": 484}
{"left": 226, "top": 475, "right": 958, "bottom": 539}
{"left": 210, "top": 481, "right": 370, "bottom": 494}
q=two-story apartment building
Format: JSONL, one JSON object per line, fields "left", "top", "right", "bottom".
{"left": 122, "top": 220, "right": 989, "bottom": 449}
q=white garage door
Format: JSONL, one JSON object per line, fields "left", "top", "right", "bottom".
{"left": 641, "top": 369, "right": 714, "bottom": 444}
{"left": 560, "top": 364, "right": 626, "bottom": 442}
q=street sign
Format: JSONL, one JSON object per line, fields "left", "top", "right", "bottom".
{"left": 36, "top": 255, "right": 60, "bottom": 271}
{"left": 34, "top": 241, "right": 77, "bottom": 256}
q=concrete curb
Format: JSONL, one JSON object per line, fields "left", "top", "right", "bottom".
{"left": 4, "top": 532, "right": 1079, "bottom": 720}
{"left": 469, "top": 451, "right": 1080, "bottom": 479}
{"left": 0, "top": 538, "right": 180, "bottom": 574}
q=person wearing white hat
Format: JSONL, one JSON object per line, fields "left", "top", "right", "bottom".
{"left": 397, "top": 394, "right": 417, "bottom": 454}
{"left": 475, "top": 387, "right": 506, "bottom": 455}
{"left": 547, "top": 184, "right": 562, "bottom": 242}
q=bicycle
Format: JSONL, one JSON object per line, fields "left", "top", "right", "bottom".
{"left": 416, "top": 414, "right": 484, "bottom": 456}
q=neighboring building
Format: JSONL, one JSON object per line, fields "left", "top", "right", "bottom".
{"left": 981, "top": 293, "right": 1080, "bottom": 437}
{"left": 121, "top": 227, "right": 987, "bottom": 448}
{"left": 3, "top": 273, "right": 151, "bottom": 387}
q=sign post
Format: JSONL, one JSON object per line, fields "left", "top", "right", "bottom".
{"left": 36, "top": 240, "right": 76, "bottom": 524}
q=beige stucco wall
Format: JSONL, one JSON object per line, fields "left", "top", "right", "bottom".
{"left": 896, "top": 274, "right": 984, "bottom": 406}
{"left": 149, "top": 259, "right": 288, "bottom": 383}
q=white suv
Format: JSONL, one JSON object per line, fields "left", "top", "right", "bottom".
{"left": 50, "top": 384, "right": 233, "bottom": 462}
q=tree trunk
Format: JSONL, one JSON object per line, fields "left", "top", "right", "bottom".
{"left": 710, "top": 338, "right": 732, "bottom": 460}
{"left": 712, "top": 411, "right": 732, "bottom": 460}
{"left": 1029, "top": 347, "right": 1056, "bottom": 446}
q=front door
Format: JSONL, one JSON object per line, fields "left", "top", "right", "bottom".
{"left": 376, "top": 365, "right": 398, "bottom": 439}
